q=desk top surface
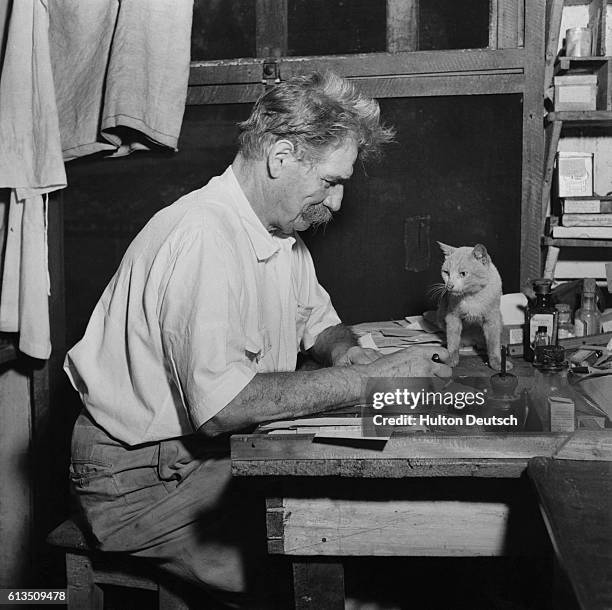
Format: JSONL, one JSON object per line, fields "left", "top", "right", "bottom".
{"left": 231, "top": 430, "right": 612, "bottom": 478}
{"left": 528, "top": 457, "right": 612, "bottom": 610}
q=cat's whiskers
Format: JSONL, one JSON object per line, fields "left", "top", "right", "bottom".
{"left": 427, "top": 282, "right": 447, "bottom": 303}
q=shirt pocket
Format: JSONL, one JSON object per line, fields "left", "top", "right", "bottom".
{"left": 295, "top": 304, "right": 314, "bottom": 350}
{"left": 244, "top": 327, "right": 271, "bottom": 369}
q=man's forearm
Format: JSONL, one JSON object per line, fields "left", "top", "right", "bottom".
{"left": 308, "top": 323, "right": 358, "bottom": 366}
{"left": 198, "top": 365, "right": 362, "bottom": 437}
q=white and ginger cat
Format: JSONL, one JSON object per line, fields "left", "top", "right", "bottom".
{"left": 432, "top": 242, "right": 504, "bottom": 370}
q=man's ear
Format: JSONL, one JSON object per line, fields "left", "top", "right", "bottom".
{"left": 437, "top": 241, "right": 455, "bottom": 258}
{"left": 267, "top": 139, "right": 296, "bottom": 178}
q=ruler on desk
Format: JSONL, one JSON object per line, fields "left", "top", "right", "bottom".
{"left": 507, "top": 332, "right": 612, "bottom": 357}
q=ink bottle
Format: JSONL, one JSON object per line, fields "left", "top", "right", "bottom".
{"left": 533, "top": 325, "right": 550, "bottom": 367}
{"left": 524, "top": 279, "right": 558, "bottom": 362}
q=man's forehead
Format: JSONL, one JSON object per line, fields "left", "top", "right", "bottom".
{"left": 318, "top": 140, "right": 358, "bottom": 178}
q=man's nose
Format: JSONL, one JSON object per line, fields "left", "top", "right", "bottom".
{"left": 324, "top": 185, "right": 343, "bottom": 212}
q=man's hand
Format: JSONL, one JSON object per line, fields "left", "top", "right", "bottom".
{"left": 358, "top": 346, "right": 452, "bottom": 378}
{"left": 333, "top": 346, "right": 382, "bottom": 366}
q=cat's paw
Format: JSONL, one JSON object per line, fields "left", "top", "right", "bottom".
{"left": 488, "top": 357, "right": 513, "bottom": 372}
{"left": 448, "top": 351, "right": 460, "bottom": 368}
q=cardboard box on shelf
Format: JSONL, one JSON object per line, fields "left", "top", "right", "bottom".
{"left": 554, "top": 74, "right": 597, "bottom": 111}
{"left": 556, "top": 152, "right": 594, "bottom": 198}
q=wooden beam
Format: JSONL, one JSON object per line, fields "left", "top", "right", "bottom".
{"left": 545, "top": 0, "right": 565, "bottom": 88}
{"left": 489, "top": 0, "right": 499, "bottom": 49}
{"left": 189, "top": 48, "right": 528, "bottom": 85}
{"left": 187, "top": 83, "right": 265, "bottom": 105}
{"left": 272, "top": 497, "right": 547, "bottom": 556}
{"left": 519, "top": 0, "right": 546, "bottom": 286}
{"left": 231, "top": 433, "right": 568, "bottom": 478}
{"left": 386, "top": 0, "right": 419, "bottom": 53}
{"left": 351, "top": 72, "right": 524, "bottom": 99}
{"left": 541, "top": 119, "right": 563, "bottom": 232}
{"left": 256, "top": 0, "right": 287, "bottom": 58}
{"left": 497, "top": 0, "right": 521, "bottom": 48}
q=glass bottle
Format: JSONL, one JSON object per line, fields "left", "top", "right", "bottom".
{"left": 556, "top": 303, "right": 575, "bottom": 339}
{"left": 574, "top": 278, "right": 601, "bottom": 337}
{"left": 529, "top": 347, "right": 578, "bottom": 432}
{"left": 524, "top": 279, "right": 558, "bottom": 362}
{"left": 533, "top": 325, "right": 550, "bottom": 366}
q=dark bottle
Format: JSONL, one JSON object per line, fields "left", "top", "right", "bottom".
{"left": 524, "top": 279, "right": 558, "bottom": 362}
{"left": 533, "top": 325, "right": 551, "bottom": 366}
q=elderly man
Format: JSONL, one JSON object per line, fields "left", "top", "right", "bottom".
{"left": 64, "top": 72, "right": 450, "bottom": 607}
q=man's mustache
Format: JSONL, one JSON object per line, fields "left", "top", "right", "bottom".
{"left": 302, "top": 203, "right": 333, "bottom": 227}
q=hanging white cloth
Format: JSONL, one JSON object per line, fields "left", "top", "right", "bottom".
{"left": 49, "top": 0, "right": 194, "bottom": 161}
{"left": 0, "top": 0, "right": 66, "bottom": 359}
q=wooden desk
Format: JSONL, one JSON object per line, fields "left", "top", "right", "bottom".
{"left": 232, "top": 431, "right": 570, "bottom": 609}
{"left": 528, "top": 456, "right": 612, "bottom": 610}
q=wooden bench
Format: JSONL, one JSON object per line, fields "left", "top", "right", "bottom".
{"left": 47, "top": 519, "right": 190, "bottom": 610}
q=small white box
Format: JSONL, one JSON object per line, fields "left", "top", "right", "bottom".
{"left": 556, "top": 152, "right": 594, "bottom": 197}
{"left": 549, "top": 396, "right": 575, "bottom": 432}
{"left": 554, "top": 74, "right": 597, "bottom": 111}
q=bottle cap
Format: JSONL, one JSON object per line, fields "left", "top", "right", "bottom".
{"left": 583, "top": 278, "right": 597, "bottom": 295}
{"left": 533, "top": 278, "right": 553, "bottom": 295}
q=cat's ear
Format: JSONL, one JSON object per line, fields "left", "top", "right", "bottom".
{"left": 472, "top": 243, "right": 490, "bottom": 265}
{"left": 437, "top": 242, "right": 456, "bottom": 257}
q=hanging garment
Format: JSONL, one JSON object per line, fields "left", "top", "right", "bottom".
{"left": 49, "top": 0, "right": 194, "bottom": 161}
{"left": 0, "top": 0, "right": 67, "bottom": 359}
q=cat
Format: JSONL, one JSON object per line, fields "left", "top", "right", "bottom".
{"left": 431, "top": 242, "right": 504, "bottom": 371}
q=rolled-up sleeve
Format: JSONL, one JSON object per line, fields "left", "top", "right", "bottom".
{"left": 159, "top": 229, "right": 256, "bottom": 428}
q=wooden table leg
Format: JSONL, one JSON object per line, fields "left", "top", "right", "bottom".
{"left": 292, "top": 559, "right": 344, "bottom": 610}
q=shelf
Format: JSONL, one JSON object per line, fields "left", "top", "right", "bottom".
{"left": 542, "top": 236, "right": 612, "bottom": 248}
{"left": 546, "top": 110, "right": 612, "bottom": 125}
{"left": 555, "top": 56, "right": 610, "bottom": 74}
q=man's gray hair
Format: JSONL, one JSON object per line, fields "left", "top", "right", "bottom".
{"left": 238, "top": 71, "right": 394, "bottom": 162}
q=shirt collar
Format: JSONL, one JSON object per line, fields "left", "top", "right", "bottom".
{"left": 223, "top": 166, "right": 294, "bottom": 261}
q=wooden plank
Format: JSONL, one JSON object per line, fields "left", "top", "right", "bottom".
{"left": 489, "top": 0, "right": 499, "bottom": 49}
{"left": 545, "top": 0, "right": 565, "bottom": 88}
{"left": 528, "top": 457, "right": 612, "bottom": 610}
{"left": 352, "top": 72, "right": 524, "bottom": 98}
{"left": 543, "top": 236, "right": 612, "bottom": 247}
{"left": 519, "top": 0, "right": 546, "bottom": 286}
{"left": 231, "top": 433, "right": 568, "bottom": 478}
{"left": 232, "top": 433, "right": 566, "bottom": 461}
{"left": 187, "top": 84, "right": 265, "bottom": 105}
{"left": 278, "top": 498, "right": 523, "bottom": 556}
{"left": 547, "top": 110, "right": 612, "bottom": 124}
{"left": 235, "top": 458, "right": 535, "bottom": 479}
{"left": 518, "top": 0, "right": 525, "bottom": 47}
{"left": 553, "top": 430, "right": 612, "bottom": 460}
{"left": 188, "top": 72, "right": 525, "bottom": 105}
{"left": 65, "top": 554, "right": 104, "bottom": 610}
{"left": 255, "top": 0, "right": 287, "bottom": 58}
{"left": 188, "top": 48, "right": 528, "bottom": 85}
{"left": 293, "top": 560, "right": 345, "bottom": 610}
{"left": 541, "top": 119, "right": 563, "bottom": 231}
{"left": 386, "top": 0, "right": 419, "bottom": 53}
{"left": 497, "top": 0, "right": 520, "bottom": 48}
